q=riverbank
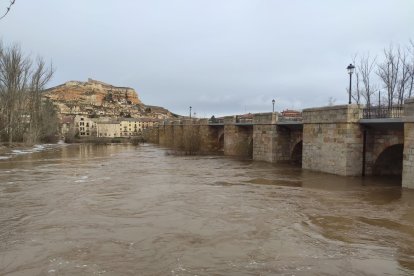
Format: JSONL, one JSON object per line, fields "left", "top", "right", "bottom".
{"left": 0, "top": 143, "right": 35, "bottom": 155}
{"left": 64, "top": 136, "right": 145, "bottom": 145}
{"left": 1, "top": 136, "right": 144, "bottom": 149}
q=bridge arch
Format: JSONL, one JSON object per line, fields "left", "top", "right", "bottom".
{"left": 248, "top": 136, "right": 253, "bottom": 158}
{"left": 218, "top": 132, "right": 224, "bottom": 151}
{"left": 291, "top": 140, "right": 303, "bottom": 166}
{"left": 372, "top": 143, "right": 404, "bottom": 176}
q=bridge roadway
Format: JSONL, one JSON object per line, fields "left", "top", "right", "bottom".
{"left": 145, "top": 100, "right": 414, "bottom": 189}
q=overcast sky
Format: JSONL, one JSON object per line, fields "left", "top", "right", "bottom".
{"left": 1, "top": 1, "right": 413, "bottom": 117}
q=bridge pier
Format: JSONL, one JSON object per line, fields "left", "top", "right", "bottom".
{"left": 160, "top": 121, "right": 175, "bottom": 147}
{"left": 403, "top": 98, "right": 414, "bottom": 189}
{"left": 198, "top": 119, "right": 223, "bottom": 153}
{"left": 143, "top": 127, "right": 159, "bottom": 144}
{"left": 224, "top": 116, "right": 253, "bottom": 157}
{"left": 252, "top": 113, "right": 278, "bottom": 162}
{"left": 302, "top": 105, "right": 363, "bottom": 176}
{"left": 252, "top": 113, "right": 304, "bottom": 163}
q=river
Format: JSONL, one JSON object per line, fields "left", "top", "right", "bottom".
{"left": 1, "top": 143, "right": 414, "bottom": 275}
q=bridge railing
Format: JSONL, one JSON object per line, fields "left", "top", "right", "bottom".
{"left": 362, "top": 106, "right": 404, "bottom": 119}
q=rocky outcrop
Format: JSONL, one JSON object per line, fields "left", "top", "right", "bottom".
{"left": 43, "top": 78, "right": 177, "bottom": 121}
{"left": 44, "top": 78, "right": 141, "bottom": 106}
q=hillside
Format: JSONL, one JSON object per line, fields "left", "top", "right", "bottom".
{"left": 43, "top": 78, "right": 175, "bottom": 119}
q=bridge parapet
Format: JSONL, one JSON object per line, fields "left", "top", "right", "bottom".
{"left": 302, "top": 104, "right": 363, "bottom": 176}
{"left": 303, "top": 104, "right": 361, "bottom": 124}
{"left": 224, "top": 116, "right": 237, "bottom": 124}
{"left": 253, "top": 112, "right": 277, "bottom": 124}
{"left": 404, "top": 98, "right": 414, "bottom": 122}
{"left": 403, "top": 98, "right": 414, "bottom": 188}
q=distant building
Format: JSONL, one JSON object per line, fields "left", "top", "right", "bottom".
{"left": 74, "top": 115, "right": 96, "bottom": 137}
{"left": 281, "top": 109, "right": 302, "bottom": 118}
{"left": 119, "top": 118, "right": 157, "bottom": 137}
{"left": 96, "top": 121, "right": 120, "bottom": 137}
{"left": 60, "top": 116, "right": 74, "bottom": 136}
{"left": 95, "top": 118, "right": 158, "bottom": 138}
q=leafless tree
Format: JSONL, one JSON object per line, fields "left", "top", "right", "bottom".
{"left": 0, "top": 0, "right": 16, "bottom": 20}
{"left": 350, "top": 56, "right": 362, "bottom": 105}
{"left": 0, "top": 42, "right": 56, "bottom": 144}
{"left": 405, "top": 40, "right": 414, "bottom": 99}
{"left": 26, "top": 58, "right": 54, "bottom": 143}
{"left": 0, "top": 43, "right": 30, "bottom": 143}
{"left": 376, "top": 45, "right": 400, "bottom": 108}
{"left": 358, "top": 53, "right": 377, "bottom": 108}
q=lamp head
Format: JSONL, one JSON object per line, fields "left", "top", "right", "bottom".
{"left": 347, "top": 64, "right": 355, "bottom": 74}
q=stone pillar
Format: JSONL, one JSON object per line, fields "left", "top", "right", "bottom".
{"left": 143, "top": 126, "right": 159, "bottom": 144}
{"left": 173, "top": 121, "right": 184, "bottom": 150}
{"left": 302, "top": 104, "right": 363, "bottom": 176}
{"left": 224, "top": 116, "right": 253, "bottom": 157}
{"left": 198, "top": 119, "right": 222, "bottom": 153}
{"left": 252, "top": 113, "right": 278, "bottom": 162}
{"left": 162, "top": 121, "right": 174, "bottom": 147}
{"left": 403, "top": 98, "right": 414, "bottom": 189}
{"left": 158, "top": 123, "right": 166, "bottom": 146}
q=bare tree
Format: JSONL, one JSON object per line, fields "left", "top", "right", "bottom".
{"left": 0, "top": 41, "right": 56, "bottom": 144}
{"left": 396, "top": 49, "right": 412, "bottom": 105}
{"left": 376, "top": 45, "right": 401, "bottom": 108}
{"left": 26, "top": 58, "right": 54, "bottom": 143}
{"left": 358, "top": 53, "right": 377, "bottom": 107}
{"left": 0, "top": 43, "right": 30, "bottom": 143}
{"left": 350, "top": 55, "right": 362, "bottom": 105}
{"left": 352, "top": 71, "right": 362, "bottom": 105}
{"left": 406, "top": 40, "right": 414, "bottom": 99}
{"left": 0, "top": 0, "right": 16, "bottom": 20}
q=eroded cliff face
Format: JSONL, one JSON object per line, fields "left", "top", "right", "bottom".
{"left": 44, "top": 78, "right": 141, "bottom": 106}
{"left": 43, "top": 78, "right": 177, "bottom": 120}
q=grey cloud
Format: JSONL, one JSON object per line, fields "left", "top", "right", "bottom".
{"left": 1, "top": 0, "right": 413, "bottom": 116}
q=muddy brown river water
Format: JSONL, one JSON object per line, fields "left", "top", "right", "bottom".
{"left": 1, "top": 143, "right": 414, "bottom": 275}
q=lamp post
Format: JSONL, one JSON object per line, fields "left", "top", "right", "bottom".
{"left": 189, "top": 106, "right": 192, "bottom": 119}
{"left": 272, "top": 99, "right": 275, "bottom": 113}
{"left": 347, "top": 63, "right": 355, "bottom": 104}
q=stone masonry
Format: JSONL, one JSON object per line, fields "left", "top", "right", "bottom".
{"left": 252, "top": 113, "right": 277, "bottom": 162}
{"left": 224, "top": 116, "right": 253, "bottom": 157}
{"left": 403, "top": 98, "right": 414, "bottom": 189}
{"left": 302, "top": 104, "right": 363, "bottom": 176}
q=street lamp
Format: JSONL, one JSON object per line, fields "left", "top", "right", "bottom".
{"left": 347, "top": 63, "right": 355, "bottom": 104}
{"left": 272, "top": 99, "right": 275, "bottom": 112}
{"left": 189, "top": 106, "right": 192, "bottom": 119}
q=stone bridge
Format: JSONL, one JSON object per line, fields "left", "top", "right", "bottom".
{"left": 143, "top": 98, "right": 414, "bottom": 189}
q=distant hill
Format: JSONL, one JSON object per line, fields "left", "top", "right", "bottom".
{"left": 43, "top": 78, "right": 176, "bottom": 119}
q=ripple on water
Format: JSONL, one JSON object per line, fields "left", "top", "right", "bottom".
{"left": 246, "top": 177, "right": 302, "bottom": 187}
{"left": 1, "top": 144, "right": 414, "bottom": 275}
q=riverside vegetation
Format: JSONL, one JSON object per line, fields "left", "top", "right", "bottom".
{"left": 0, "top": 41, "right": 59, "bottom": 146}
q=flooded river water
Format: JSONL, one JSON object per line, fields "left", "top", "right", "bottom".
{"left": 1, "top": 143, "right": 414, "bottom": 275}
